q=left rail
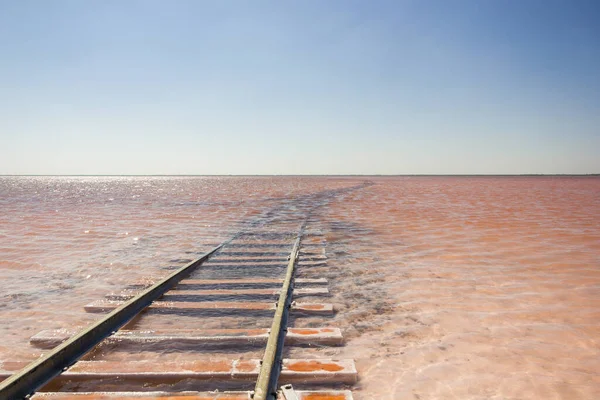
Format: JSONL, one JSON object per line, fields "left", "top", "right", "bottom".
{"left": 0, "top": 241, "right": 228, "bottom": 400}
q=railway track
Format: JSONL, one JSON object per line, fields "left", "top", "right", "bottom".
{"left": 0, "top": 212, "right": 359, "bottom": 400}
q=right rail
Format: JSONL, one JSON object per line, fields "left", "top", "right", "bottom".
{"left": 254, "top": 232, "right": 302, "bottom": 400}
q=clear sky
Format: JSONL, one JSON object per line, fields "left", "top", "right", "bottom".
{"left": 1, "top": 0, "right": 599, "bottom": 175}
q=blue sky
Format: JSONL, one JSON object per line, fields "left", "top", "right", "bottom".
{"left": 1, "top": 0, "right": 599, "bottom": 174}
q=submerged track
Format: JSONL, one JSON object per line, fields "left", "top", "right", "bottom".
{"left": 0, "top": 183, "right": 372, "bottom": 400}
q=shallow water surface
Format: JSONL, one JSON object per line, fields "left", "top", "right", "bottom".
{"left": 0, "top": 176, "right": 598, "bottom": 399}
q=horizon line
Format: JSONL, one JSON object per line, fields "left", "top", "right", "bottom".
{"left": 1, "top": 174, "right": 599, "bottom": 177}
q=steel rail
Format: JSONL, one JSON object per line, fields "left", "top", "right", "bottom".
{"left": 253, "top": 230, "right": 303, "bottom": 400}
{"left": 0, "top": 241, "right": 229, "bottom": 400}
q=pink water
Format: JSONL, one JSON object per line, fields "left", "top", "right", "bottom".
{"left": 1, "top": 176, "right": 599, "bottom": 399}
